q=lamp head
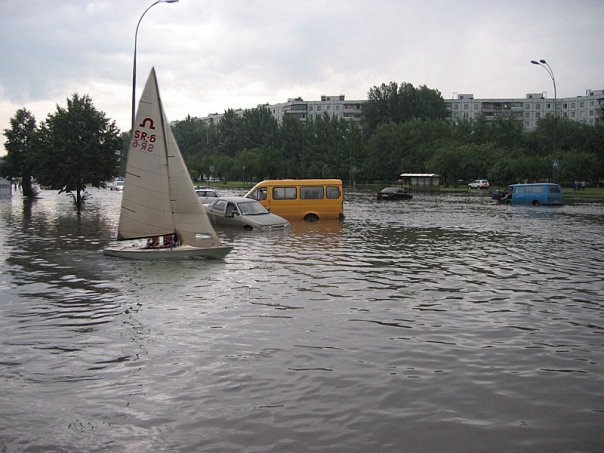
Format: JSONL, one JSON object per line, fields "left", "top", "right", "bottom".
{"left": 539, "top": 59, "right": 547, "bottom": 64}
{"left": 531, "top": 60, "right": 540, "bottom": 65}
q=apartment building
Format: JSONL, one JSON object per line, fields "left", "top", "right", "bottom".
{"left": 267, "top": 95, "right": 364, "bottom": 123}
{"left": 447, "top": 89, "right": 604, "bottom": 130}
{"left": 201, "top": 89, "right": 603, "bottom": 131}
{"left": 201, "top": 95, "right": 364, "bottom": 126}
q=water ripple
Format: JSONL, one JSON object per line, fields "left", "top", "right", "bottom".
{"left": 1, "top": 189, "right": 603, "bottom": 451}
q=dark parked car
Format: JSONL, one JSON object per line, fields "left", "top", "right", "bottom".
{"left": 377, "top": 187, "right": 413, "bottom": 200}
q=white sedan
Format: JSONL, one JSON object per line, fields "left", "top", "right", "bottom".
{"left": 205, "top": 197, "right": 290, "bottom": 231}
{"left": 195, "top": 186, "right": 220, "bottom": 205}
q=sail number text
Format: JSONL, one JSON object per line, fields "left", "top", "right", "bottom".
{"left": 131, "top": 130, "right": 156, "bottom": 152}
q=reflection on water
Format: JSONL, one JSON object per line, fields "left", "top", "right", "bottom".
{"left": 1, "top": 189, "right": 603, "bottom": 451}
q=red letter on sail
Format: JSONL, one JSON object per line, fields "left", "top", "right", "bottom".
{"left": 139, "top": 118, "right": 156, "bottom": 130}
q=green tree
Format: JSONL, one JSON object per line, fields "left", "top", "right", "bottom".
{"left": 362, "top": 81, "right": 447, "bottom": 133}
{"left": 171, "top": 115, "right": 205, "bottom": 161}
{"left": 217, "top": 109, "right": 243, "bottom": 156}
{"left": 240, "top": 107, "right": 279, "bottom": 150}
{"left": 36, "top": 94, "right": 122, "bottom": 212}
{"left": 426, "top": 145, "right": 466, "bottom": 184}
{"left": 1, "top": 109, "right": 38, "bottom": 197}
{"left": 364, "top": 121, "right": 404, "bottom": 180}
{"left": 280, "top": 114, "right": 306, "bottom": 178}
{"left": 556, "top": 149, "right": 599, "bottom": 185}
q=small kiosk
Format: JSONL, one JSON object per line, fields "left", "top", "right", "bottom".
{"left": 398, "top": 173, "right": 441, "bottom": 191}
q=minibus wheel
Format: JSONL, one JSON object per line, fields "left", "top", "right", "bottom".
{"left": 532, "top": 200, "right": 541, "bottom": 207}
{"left": 304, "top": 213, "right": 319, "bottom": 222}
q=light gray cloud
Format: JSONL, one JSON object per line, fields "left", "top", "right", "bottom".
{"left": 1, "top": 0, "right": 603, "bottom": 149}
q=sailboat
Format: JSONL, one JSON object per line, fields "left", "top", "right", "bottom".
{"left": 103, "top": 68, "right": 232, "bottom": 260}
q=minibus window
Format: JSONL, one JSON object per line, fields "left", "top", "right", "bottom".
{"left": 301, "top": 186, "right": 324, "bottom": 199}
{"left": 273, "top": 187, "right": 297, "bottom": 200}
{"left": 249, "top": 188, "right": 267, "bottom": 200}
{"left": 326, "top": 186, "right": 340, "bottom": 199}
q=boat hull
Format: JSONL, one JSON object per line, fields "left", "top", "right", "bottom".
{"left": 103, "top": 244, "right": 232, "bottom": 260}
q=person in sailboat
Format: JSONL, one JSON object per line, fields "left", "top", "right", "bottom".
{"left": 163, "top": 234, "right": 174, "bottom": 248}
{"left": 146, "top": 236, "right": 160, "bottom": 248}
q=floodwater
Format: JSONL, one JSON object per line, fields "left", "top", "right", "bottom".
{"left": 1, "top": 188, "right": 603, "bottom": 452}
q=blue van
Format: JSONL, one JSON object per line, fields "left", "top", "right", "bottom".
{"left": 501, "top": 183, "right": 563, "bottom": 206}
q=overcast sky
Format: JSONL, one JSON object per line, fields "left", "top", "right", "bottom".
{"left": 1, "top": 0, "right": 603, "bottom": 152}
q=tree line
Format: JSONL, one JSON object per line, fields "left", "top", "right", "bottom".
{"left": 169, "top": 81, "right": 604, "bottom": 187}
{"left": 3, "top": 81, "right": 604, "bottom": 212}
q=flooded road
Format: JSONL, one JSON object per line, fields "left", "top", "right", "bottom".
{"left": 1, "top": 188, "right": 603, "bottom": 452}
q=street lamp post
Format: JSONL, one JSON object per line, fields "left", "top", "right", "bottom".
{"left": 132, "top": 0, "right": 179, "bottom": 131}
{"left": 531, "top": 59, "right": 557, "bottom": 182}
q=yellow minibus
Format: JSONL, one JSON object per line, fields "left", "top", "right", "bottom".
{"left": 245, "top": 179, "right": 344, "bottom": 221}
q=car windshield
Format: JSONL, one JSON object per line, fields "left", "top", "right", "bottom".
{"left": 237, "top": 200, "right": 269, "bottom": 215}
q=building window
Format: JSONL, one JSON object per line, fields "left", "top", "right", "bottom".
{"left": 464, "top": 104, "right": 469, "bottom": 110}
{"left": 536, "top": 104, "right": 541, "bottom": 110}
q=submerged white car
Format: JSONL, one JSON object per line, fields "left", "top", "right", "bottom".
{"left": 205, "top": 197, "right": 289, "bottom": 231}
{"left": 110, "top": 179, "right": 125, "bottom": 191}
{"left": 195, "top": 186, "right": 220, "bottom": 204}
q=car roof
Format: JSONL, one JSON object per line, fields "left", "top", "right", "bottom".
{"left": 215, "top": 196, "right": 256, "bottom": 203}
{"left": 510, "top": 183, "right": 559, "bottom": 187}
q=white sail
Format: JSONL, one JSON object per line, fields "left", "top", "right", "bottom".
{"left": 163, "top": 104, "right": 221, "bottom": 248}
{"left": 104, "top": 68, "right": 230, "bottom": 259}
{"left": 117, "top": 68, "right": 174, "bottom": 240}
